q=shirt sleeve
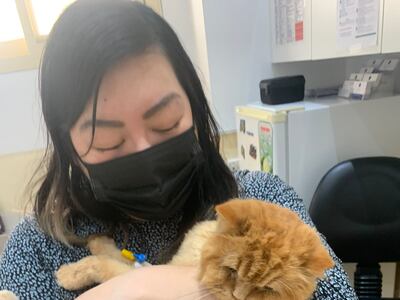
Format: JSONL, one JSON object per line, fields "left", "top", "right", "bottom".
{"left": 0, "top": 217, "right": 79, "bottom": 300}
{"left": 234, "top": 170, "right": 358, "bottom": 300}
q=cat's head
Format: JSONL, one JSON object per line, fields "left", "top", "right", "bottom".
{"left": 199, "top": 199, "right": 334, "bottom": 300}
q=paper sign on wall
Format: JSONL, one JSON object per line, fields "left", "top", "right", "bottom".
{"left": 337, "top": 0, "right": 380, "bottom": 50}
{"left": 275, "top": 0, "right": 304, "bottom": 45}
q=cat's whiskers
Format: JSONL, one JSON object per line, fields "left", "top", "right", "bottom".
{"left": 193, "top": 289, "right": 219, "bottom": 300}
{"left": 175, "top": 287, "right": 211, "bottom": 299}
{"left": 274, "top": 278, "right": 296, "bottom": 299}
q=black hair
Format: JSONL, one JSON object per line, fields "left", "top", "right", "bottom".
{"left": 35, "top": 0, "right": 238, "bottom": 261}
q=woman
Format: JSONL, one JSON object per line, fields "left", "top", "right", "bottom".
{"left": 0, "top": 1, "right": 357, "bottom": 299}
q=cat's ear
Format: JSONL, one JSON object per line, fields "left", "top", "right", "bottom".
{"left": 307, "top": 246, "right": 335, "bottom": 277}
{"left": 303, "top": 230, "right": 335, "bottom": 277}
{"left": 215, "top": 199, "right": 244, "bottom": 228}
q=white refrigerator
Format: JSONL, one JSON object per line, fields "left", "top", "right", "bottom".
{"left": 236, "top": 95, "right": 400, "bottom": 208}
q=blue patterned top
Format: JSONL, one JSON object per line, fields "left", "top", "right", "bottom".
{"left": 0, "top": 171, "right": 357, "bottom": 299}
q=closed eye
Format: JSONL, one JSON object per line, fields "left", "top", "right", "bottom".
{"left": 224, "top": 266, "right": 237, "bottom": 279}
{"left": 259, "top": 286, "right": 274, "bottom": 293}
{"left": 224, "top": 266, "right": 236, "bottom": 272}
{"left": 93, "top": 139, "right": 125, "bottom": 152}
{"left": 152, "top": 120, "right": 180, "bottom": 133}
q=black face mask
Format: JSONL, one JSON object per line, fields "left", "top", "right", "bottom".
{"left": 84, "top": 127, "right": 204, "bottom": 221}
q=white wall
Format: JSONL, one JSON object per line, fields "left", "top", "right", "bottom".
{"left": 201, "top": 0, "right": 272, "bottom": 132}
{"left": 161, "top": 0, "right": 212, "bottom": 101}
{"left": 0, "top": 70, "right": 45, "bottom": 155}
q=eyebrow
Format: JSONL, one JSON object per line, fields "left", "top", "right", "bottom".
{"left": 79, "top": 119, "right": 124, "bottom": 132}
{"left": 79, "top": 92, "right": 180, "bottom": 131}
{"left": 143, "top": 92, "right": 181, "bottom": 119}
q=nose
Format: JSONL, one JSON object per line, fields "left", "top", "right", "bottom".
{"left": 128, "top": 136, "right": 152, "bottom": 153}
{"left": 132, "top": 137, "right": 152, "bottom": 153}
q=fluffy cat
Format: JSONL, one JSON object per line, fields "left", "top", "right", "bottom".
{"left": 0, "top": 199, "right": 334, "bottom": 300}
{"left": 195, "top": 199, "right": 334, "bottom": 300}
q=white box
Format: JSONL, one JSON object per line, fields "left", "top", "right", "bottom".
{"left": 236, "top": 105, "right": 288, "bottom": 180}
{"left": 366, "top": 58, "right": 384, "bottom": 69}
{"left": 339, "top": 80, "right": 356, "bottom": 98}
{"left": 351, "top": 81, "right": 373, "bottom": 100}
{"left": 379, "top": 58, "right": 399, "bottom": 72}
{"left": 362, "top": 73, "right": 382, "bottom": 89}
{"left": 349, "top": 73, "right": 365, "bottom": 81}
{"left": 360, "top": 67, "right": 375, "bottom": 74}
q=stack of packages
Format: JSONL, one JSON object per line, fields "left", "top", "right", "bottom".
{"left": 339, "top": 58, "right": 399, "bottom": 100}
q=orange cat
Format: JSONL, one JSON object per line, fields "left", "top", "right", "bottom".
{"left": 13, "top": 198, "right": 332, "bottom": 300}
{"left": 197, "top": 199, "right": 334, "bottom": 300}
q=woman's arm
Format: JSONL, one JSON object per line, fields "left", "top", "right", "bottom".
{"left": 76, "top": 265, "right": 216, "bottom": 300}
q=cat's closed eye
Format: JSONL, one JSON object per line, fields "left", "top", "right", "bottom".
{"left": 224, "top": 266, "right": 237, "bottom": 279}
{"left": 259, "top": 286, "right": 274, "bottom": 292}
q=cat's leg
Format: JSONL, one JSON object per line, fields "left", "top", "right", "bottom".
{"left": 56, "top": 255, "right": 132, "bottom": 290}
{"left": 87, "top": 235, "right": 130, "bottom": 264}
{"left": 0, "top": 291, "right": 19, "bottom": 300}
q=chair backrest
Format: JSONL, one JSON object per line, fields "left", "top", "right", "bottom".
{"left": 309, "top": 157, "right": 400, "bottom": 263}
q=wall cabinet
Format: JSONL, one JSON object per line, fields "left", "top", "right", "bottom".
{"left": 271, "top": 0, "right": 399, "bottom": 62}
{"left": 311, "top": 0, "right": 384, "bottom": 60}
{"left": 270, "top": 0, "right": 312, "bottom": 62}
{"left": 381, "top": 0, "right": 400, "bottom": 54}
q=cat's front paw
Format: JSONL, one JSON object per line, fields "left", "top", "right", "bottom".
{"left": 0, "top": 290, "right": 19, "bottom": 300}
{"left": 56, "top": 257, "right": 99, "bottom": 290}
{"left": 56, "top": 264, "right": 85, "bottom": 290}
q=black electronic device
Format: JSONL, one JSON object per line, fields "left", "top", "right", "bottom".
{"left": 259, "top": 75, "right": 305, "bottom": 105}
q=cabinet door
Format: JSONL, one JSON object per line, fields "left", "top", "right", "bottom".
{"left": 382, "top": 0, "right": 400, "bottom": 54}
{"left": 270, "top": 0, "right": 312, "bottom": 63}
{"left": 312, "top": 0, "right": 384, "bottom": 60}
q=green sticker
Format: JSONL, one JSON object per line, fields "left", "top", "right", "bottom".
{"left": 258, "top": 121, "right": 273, "bottom": 173}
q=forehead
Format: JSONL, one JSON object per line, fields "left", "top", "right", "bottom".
{"left": 81, "top": 51, "right": 184, "bottom": 119}
{"left": 100, "top": 51, "right": 179, "bottom": 98}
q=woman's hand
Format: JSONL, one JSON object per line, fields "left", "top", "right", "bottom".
{"left": 75, "top": 265, "right": 216, "bottom": 300}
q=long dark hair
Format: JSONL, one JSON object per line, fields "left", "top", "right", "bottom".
{"left": 35, "top": 0, "right": 237, "bottom": 256}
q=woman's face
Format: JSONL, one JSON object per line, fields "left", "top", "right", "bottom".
{"left": 70, "top": 52, "right": 193, "bottom": 164}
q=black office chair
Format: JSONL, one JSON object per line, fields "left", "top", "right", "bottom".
{"left": 309, "top": 157, "right": 400, "bottom": 300}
